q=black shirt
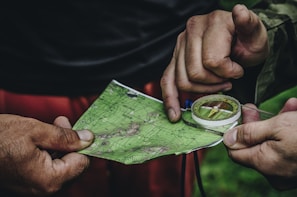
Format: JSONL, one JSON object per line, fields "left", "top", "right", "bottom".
{"left": 0, "top": 1, "right": 218, "bottom": 95}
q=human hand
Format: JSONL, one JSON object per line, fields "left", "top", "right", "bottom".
{"left": 161, "top": 4, "right": 268, "bottom": 122}
{"left": 223, "top": 98, "right": 297, "bottom": 190}
{"left": 0, "top": 114, "right": 94, "bottom": 196}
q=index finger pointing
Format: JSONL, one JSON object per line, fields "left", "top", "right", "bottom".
{"left": 160, "top": 56, "right": 181, "bottom": 123}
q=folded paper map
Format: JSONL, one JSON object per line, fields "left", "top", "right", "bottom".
{"left": 74, "top": 80, "right": 232, "bottom": 164}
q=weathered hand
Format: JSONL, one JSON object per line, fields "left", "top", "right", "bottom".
{"left": 223, "top": 98, "right": 297, "bottom": 190}
{"left": 161, "top": 4, "right": 268, "bottom": 122}
{"left": 0, "top": 114, "right": 94, "bottom": 196}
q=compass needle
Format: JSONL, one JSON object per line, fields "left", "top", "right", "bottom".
{"left": 182, "top": 94, "right": 241, "bottom": 136}
{"left": 191, "top": 95, "right": 241, "bottom": 127}
{"left": 208, "top": 106, "right": 219, "bottom": 118}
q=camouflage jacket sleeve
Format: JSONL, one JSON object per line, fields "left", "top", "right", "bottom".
{"left": 252, "top": 0, "right": 297, "bottom": 104}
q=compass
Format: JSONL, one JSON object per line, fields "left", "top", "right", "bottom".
{"left": 191, "top": 94, "right": 241, "bottom": 127}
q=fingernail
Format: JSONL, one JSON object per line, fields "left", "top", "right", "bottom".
{"left": 223, "top": 86, "right": 232, "bottom": 92}
{"left": 77, "top": 130, "right": 94, "bottom": 142}
{"left": 222, "top": 82, "right": 232, "bottom": 92}
{"left": 223, "top": 129, "right": 237, "bottom": 147}
{"left": 168, "top": 108, "right": 177, "bottom": 122}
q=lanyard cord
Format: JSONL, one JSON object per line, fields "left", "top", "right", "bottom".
{"left": 182, "top": 99, "right": 206, "bottom": 197}
{"left": 181, "top": 151, "right": 206, "bottom": 197}
{"left": 194, "top": 151, "right": 206, "bottom": 197}
{"left": 181, "top": 154, "right": 187, "bottom": 197}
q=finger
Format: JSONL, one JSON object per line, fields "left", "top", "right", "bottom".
{"left": 184, "top": 15, "right": 241, "bottom": 83}
{"left": 233, "top": 4, "right": 263, "bottom": 39}
{"left": 184, "top": 18, "right": 224, "bottom": 83}
{"left": 227, "top": 144, "right": 261, "bottom": 168}
{"left": 227, "top": 141, "right": 283, "bottom": 177}
{"left": 223, "top": 118, "right": 276, "bottom": 149}
{"left": 160, "top": 49, "right": 181, "bottom": 123}
{"left": 175, "top": 31, "right": 195, "bottom": 89}
{"left": 202, "top": 11, "right": 244, "bottom": 79}
{"left": 28, "top": 119, "right": 94, "bottom": 151}
{"left": 35, "top": 152, "right": 90, "bottom": 194}
{"left": 279, "top": 98, "right": 297, "bottom": 113}
{"left": 52, "top": 153, "right": 90, "bottom": 183}
{"left": 241, "top": 103, "right": 260, "bottom": 123}
{"left": 232, "top": 4, "right": 269, "bottom": 66}
{"left": 226, "top": 142, "right": 278, "bottom": 172}
{"left": 175, "top": 30, "right": 232, "bottom": 93}
{"left": 53, "top": 116, "right": 72, "bottom": 128}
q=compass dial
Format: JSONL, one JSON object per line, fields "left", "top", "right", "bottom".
{"left": 191, "top": 94, "right": 241, "bottom": 127}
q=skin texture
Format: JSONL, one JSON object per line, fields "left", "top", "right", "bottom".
{"left": 224, "top": 98, "right": 297, "bottom": 190}
{"left": 0, "top": 115, "right": 94, "bottom": 196}
{"left": 160, "top": 3, "right": 297, "bottom": 190}
{"left": 160, "top": 4, "right": 268, "bottom": 122}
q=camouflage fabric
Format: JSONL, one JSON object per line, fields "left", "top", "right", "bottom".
{"left": 219, "top": 0, "right": 262, "bottom": 10}
{"left": 220, "top": 0, "right": 297, "bottom": 104}
{"left": 252, "top": 0, "right": 297, "bottom": 104}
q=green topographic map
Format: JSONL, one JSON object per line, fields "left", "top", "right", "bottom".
{"left": 74, "top": 80, "right": 233, "bottom": 165}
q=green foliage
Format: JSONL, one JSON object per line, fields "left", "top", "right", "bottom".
{"left": 192, "top": 143, "right": 297, "bottom": 197}
{"left": 219, "top": 0, "right": 262, "bottom": 10}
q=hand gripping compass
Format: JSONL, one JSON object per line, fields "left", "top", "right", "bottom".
{"left": 182, "top": 94, "right": 275, "bottom": 136}
{"left": 180, "top": 94, "right": 275, "bottom": 197}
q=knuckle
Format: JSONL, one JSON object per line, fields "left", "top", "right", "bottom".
{"left": 238, "top": 124, "right": 255, "bottom": 145}
{"left": 175, "top": 79, "right": 191, "bottom": 91}
{"left": 202, "top": 57, "right": 218, "bottom": 70}
{"left": 187, "top": 70, "right": 206, "bottom": 82}
{"left": 176, "top": 31, "right": 185, "bottom": 43}
{"left": 186, "top": 16, "right": 198, "bottom": 31}
{"left": 207, "top": 10, "right": 230, "bottom": 27}
{"left": 207, "top": 11, "right": 222, "bottom": 23}
{"left": 250, "top": 148, "right": 264, "bottom": 171}
{"left": 160, "top": 73, "right": 170, "bottom": 88}
{"left": 19, "top": 117, "right": 41, "bottom": 131}
{"left": 53, "top": 127, "right": 78, "bottom": 148}
{"left": 185, "top": 16, "right": 202, "bottom": 36}
{"left": 173, "top": 31, "right": 186, "bottom": 52}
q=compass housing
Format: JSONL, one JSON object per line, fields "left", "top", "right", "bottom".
{"left": 191, "top": 94, "right": 241, "bottom": 127}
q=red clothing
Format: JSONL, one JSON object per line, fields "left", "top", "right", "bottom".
{"left": 0, "top": 81, "right": 201, "bottom": 197}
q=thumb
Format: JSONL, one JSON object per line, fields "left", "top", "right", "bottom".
{"left": 232, "top": 4, "right": 260, "bottom": 37}
{"left": 30, "top": 120, "right": 94, "bottom": 152}
{"left": 279, "top": 98, "right": 297, "bottom": 113}
{"left": 223, "top": 119, "right": 274, "bottom": 149}
{"left": 232, "top": 4, "right": 268, "bottom": 66}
